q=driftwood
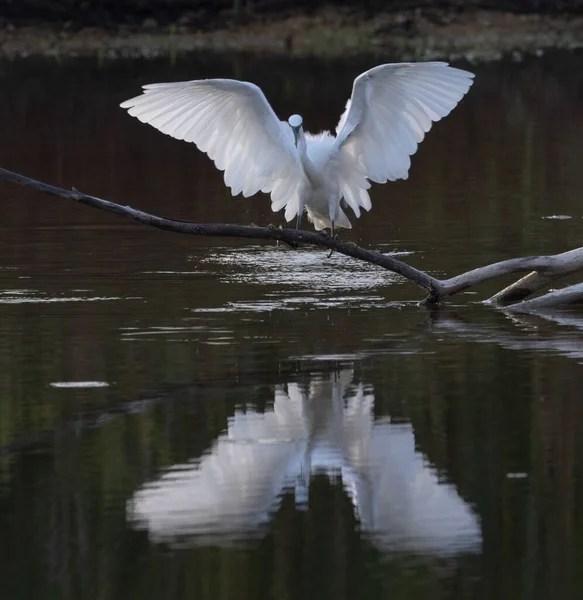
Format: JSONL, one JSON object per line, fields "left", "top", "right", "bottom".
{"left": 2, "top": 166, "right": 583, "bottom": 312}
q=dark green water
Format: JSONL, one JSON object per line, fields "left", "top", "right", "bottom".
{"left": 1, "top": 52, "right": 583, "bottom": 599}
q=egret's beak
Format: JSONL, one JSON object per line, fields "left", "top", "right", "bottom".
{"left": 292, "top": 126, "right": 300, "bottom": 147}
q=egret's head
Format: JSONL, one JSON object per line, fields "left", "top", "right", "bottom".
{"left": 288, "top": 114, "right": 303, "bottom": 146}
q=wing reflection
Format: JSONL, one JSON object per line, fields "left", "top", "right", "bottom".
{"left": 128, "top": 369, "right": 481, "bottom": 555}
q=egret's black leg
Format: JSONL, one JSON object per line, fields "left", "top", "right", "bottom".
{"left": 295, "top": 214, "right": 301, "bottom": 229}
{"left": 327, "top": 221, "right": 336, "bottom": 258}
{"left": 296, "top": 209, "right": 303, "bottom": 230}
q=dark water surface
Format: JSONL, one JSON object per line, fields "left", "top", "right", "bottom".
{"left": 1, "top": 53, "right": 583, "bottom": 599}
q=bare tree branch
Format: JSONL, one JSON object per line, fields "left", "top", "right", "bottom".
{"left": 488, "top": 271, "right": 553, "bottom": 305}
{"left": 487, "top": 258, "right": 583, "bottom": 305}
{"left": 2, "top": 165, "right": 583, "bottom": 308}
{"left": 437, "top": 247, "right": 583, "bottom": 300}
{"left": 503, "top": 282, "right": 583, "bottom": 312}
{"left": 0, "top": 166, "right": 438, "bottom": 294}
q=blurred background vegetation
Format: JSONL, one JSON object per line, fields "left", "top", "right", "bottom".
{"left": 0, "top": 1, "right": 582, "bottom": 26}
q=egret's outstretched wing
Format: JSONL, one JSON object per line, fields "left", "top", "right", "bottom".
{"left": 334, "top": 62, "right": 474, "bottom": 216}
{"left": 343, "top": 418, "right": 481, "bottom": 555}
{"left": 128, "top": 388, "right": 308, "bottom": 546}
{"left": 120, "top": 79, "right": 303, "bottom": 212}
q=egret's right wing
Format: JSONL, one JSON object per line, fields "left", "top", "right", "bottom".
{"left": 120, "top": 79, "right": 302, "bottom": 212}
{"left": 128, "top": 389, "right": 308, "bottom": 546}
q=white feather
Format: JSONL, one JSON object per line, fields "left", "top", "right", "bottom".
{"left": 334, "top": 62, "right": 474, "bottom": 207}
{"left": 120, "top": 62, "right": 474, "bottom": 231}
{"left": 120, "top": 78, "right": 304, "bottom": 207}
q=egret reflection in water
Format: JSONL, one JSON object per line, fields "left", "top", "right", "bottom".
{"left": 128, "top": 368, "right": 481, "bottom": 556}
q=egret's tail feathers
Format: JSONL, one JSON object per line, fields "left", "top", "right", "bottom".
{"left": 335, "top": 206, "right": 353, "bottom": 230}
{"left": 311, "top": 215, "right": 331, "bottom": 231}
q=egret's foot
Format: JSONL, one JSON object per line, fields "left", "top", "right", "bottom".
{"left": 276, "top": 224, "right": 284, "bottom": 246}
{"left": 327, "top": 231, "right": 340, "bottom": 258}
{"left": 250, "top": 222, "right": 258, "bottom": 227}
{"left": 267, "top": 223, "right": 277, "bottom": 231}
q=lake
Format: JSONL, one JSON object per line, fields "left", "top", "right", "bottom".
{"left": 1, "top": 52, "right": 583, "bottom": 599}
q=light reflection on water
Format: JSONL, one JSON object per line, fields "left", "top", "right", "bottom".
{"left": 49, "top": 381, "right": 110, "bottom": 388}
{"left": 201, "top": 246, "right": 410, "bottom": 290}
{"left": 194, "top": 246, "right": 408, "bottom": 311}
{"left": 0, "top": 294, "right": 124, "bottom": 303}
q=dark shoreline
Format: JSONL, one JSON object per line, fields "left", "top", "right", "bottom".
{"left": 1, "top": 8, "right": 583, "bottom": 62}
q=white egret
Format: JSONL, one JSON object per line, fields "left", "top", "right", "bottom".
{"left": 120, "top": 62, "right": 474, "bottom": 235}
{"left": 128, "top": 369, "right": 481, "bottom": 555}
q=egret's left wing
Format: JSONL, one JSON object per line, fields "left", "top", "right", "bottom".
{"left": 344, "top": 419, "right": 482, "bottom": 555}
{"left": 334, "top": 62, "right": 474, "bottom": 217}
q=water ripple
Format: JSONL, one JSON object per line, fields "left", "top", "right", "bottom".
{"left": 198, "top": 246, "right": 407, "bottom": 291}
